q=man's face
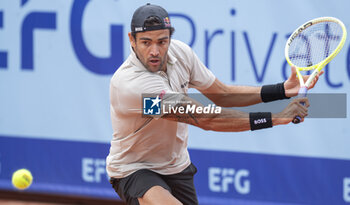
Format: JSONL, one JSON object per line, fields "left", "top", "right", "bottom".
{"left": 129, "top": 29, "right": 170, "bottom": 72}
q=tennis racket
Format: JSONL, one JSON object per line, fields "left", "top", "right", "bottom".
{"left": 285, "top": 17, "right": 347, "bottom": 124}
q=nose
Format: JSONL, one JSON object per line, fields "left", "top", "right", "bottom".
{"left": 149, "top": 44, "right": 160, "bottom": 56}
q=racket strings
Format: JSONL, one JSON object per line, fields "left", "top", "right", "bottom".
{"left": 288, "top": 21, "right": 343, "bottom": 68}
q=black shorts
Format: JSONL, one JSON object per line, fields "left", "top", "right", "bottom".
{"left": 110, "top": 163, "right": 198, "bottom": 205}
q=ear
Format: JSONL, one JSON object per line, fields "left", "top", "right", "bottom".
{"left": 128, "top": 32, "right": 136, "bottom": 48}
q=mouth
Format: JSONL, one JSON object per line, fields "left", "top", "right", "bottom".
{"left": 148, "top": 58, "right": 160, "bottom": 66}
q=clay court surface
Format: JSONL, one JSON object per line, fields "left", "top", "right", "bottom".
{"left": 0, "top": 200, "right": 68, "bottom": 205}
{"left": 0, "top": 190, "right": 124, "bottom": 205}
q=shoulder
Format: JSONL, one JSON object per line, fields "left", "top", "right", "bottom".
{"left": 110, "top": 66, "right": 169, "bottom": 98}
{"left": 168, "top": 39, "right": 196, "bottom": 68}
{"left": 112, "top": 68, "right": 161, "bottom": 90}
{"left": 169, "top": 39, "right": 193, "bottom": 55}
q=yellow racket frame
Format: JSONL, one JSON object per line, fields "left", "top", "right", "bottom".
{"left": 285, "top": 17, "right": 347, "bottom": 88}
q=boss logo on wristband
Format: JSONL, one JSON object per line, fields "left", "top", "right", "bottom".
{"left": 254, "top": 118, "right": 267, "bottom": 124}
{"left": 249, "top": 112, "right": 272, "bottom": 131}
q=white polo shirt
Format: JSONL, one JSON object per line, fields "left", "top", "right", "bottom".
{"left": 106, "top": 39, "right": 216, "bottom": 178}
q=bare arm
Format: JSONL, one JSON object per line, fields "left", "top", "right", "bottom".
{"left": 198, "top": 78, "right": 262, "bottom": 107}
{"left": 198, "top": 67, "right": 323, "bottom": 108}
{"left": 162, "top": 95, "right": 309, "bottom": 132}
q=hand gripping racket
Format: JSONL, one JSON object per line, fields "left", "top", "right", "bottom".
{"left": 285, "top": 17, "right": 347, "bottom": 124}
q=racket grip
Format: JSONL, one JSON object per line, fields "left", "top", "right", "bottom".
{"left": 292, "top": 86, "right": 308, "bottom": 124}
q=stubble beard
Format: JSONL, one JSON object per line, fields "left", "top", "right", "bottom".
{"left": 134, "top": 47, "right": 167, "bottom": 72}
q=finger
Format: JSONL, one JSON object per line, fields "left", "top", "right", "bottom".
{"left": 310, "top": 75, "right": 320, "bottom": 88}
{"left": 303, "top": 98, "right": 310, "bottom": 107}
{"left": 300, "top": 104, "right": 308, "bottom": 112}
{"left": 293, "top": 115, "right": 304, "bottom": 123}
{"left": 295, "top": 110, "right": 307, "bottom": 122}
{"left": 295, "top": 97, "right": 310, "bottom": 107}
{"left": 303, "top": 74, "right": 313, "bottom": 82}
{"left": 309, "top": 79, "right": 318, "bottom": 88}
{"left": 296, "top": 104, "right": 308, "bottom": 116}
{"left": 300, "top": 113, "right": 307, "bottom": 122}
{"left": 290, "top": 66, "right": 297, "bottom": 80}
{"left": 298, "top": 107, "right": 308, "bottom": 117}
{"left": 314, "top": 71, "right": 324, "bottom": 82}
{"left": 305, "top": 71, "right": 324, "bottom": 88}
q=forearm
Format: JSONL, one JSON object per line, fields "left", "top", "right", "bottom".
{"left": 217, "top": 83, "right": 290, "bottom": 107}
{"left": 196, "top": 108, "right": 251, "bottom": 132}
{"left": 217, "top": 85, "right": 262, "bottom": 107}
{"left": 163, "top": 107, "right": 278, "bottom": 132}
{"left": 199, "top": 98, "right": 307, "bottom": 130}
{"left": 161, "top": 94, "right": 293, "bottom": 132}
{"left": 202, "top": 79, "right": 289, "bottom": 108}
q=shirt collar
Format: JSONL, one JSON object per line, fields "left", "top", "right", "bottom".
{"left": 129, "top": 46, "right": 145, "bottom": 70}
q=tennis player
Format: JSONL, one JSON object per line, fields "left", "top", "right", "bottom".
{"left": 107, "top": 3, "right": 322, "bottom": 205}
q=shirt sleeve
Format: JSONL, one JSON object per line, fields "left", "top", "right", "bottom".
{"left": 171, "top": 40, "right": 216, "bottom": 90}
{"left": 188, "top": 49, "right": 216, "bottom": 90}
{"left": 110, "top": 69, "right": 182, "bottom": 117}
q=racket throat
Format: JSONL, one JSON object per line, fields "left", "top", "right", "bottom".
{"left": 304, "top": 70, "right": 319, "bottom": 87}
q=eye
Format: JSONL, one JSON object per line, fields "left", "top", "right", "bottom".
{"left": 159, "top": 40, "right": 168, "bottom": 45}
{"left": 142, "top": 41, "right": 150, "bottom": 46}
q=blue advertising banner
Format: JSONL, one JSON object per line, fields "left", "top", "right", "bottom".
{"left": 1, "top": 0, "right": 350, "bottom": 204}
{"left": 1, "top": 136, "right": 350, "bottom": 204}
